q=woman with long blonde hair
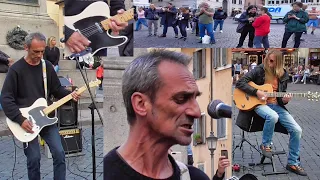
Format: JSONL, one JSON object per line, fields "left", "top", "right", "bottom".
{"left": 236, "top": 49, "right": 307, "bottom": 176}
{"left": 44, "top": 36, "right": 60, "bottom": 72}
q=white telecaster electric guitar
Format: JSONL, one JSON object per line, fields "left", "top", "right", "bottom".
{"left": 6, "top": 80, "right": 100, "bottom": 143}
{"left": 64, "top": 1, "right": 134, "bottom": 59}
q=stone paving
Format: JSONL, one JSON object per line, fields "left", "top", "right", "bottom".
{"left": 134, "top": 18, "right": 320, "bottom": 48}
{"left": 0, "top": 125, "right": 104, "bottom": 180}
{"left": 232, "top": 83, "right": 320, "bottom": 180}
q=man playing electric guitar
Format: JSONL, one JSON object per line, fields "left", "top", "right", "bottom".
{"left": 0, "top": 32, "right": 80, "bottom": 180}
{"left": 64, "top": 0, "right": 131, "bottom": 56}
{"left": 235, "top": 49, "right": 306, "bottom": 176}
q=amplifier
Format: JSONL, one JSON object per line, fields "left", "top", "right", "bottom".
{"left": 59, "top": 128, "right": 82, "bottom": 154}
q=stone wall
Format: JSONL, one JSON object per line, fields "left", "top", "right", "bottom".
{"left": 0, "top": 0, "right": 58, "bottom": 60}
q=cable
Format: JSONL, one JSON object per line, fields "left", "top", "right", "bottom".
{"left": 12, "top": 136, "right": 16, "bottom": 180}
{"left": 63, "top": 136, "right": 89, "bottom": 180}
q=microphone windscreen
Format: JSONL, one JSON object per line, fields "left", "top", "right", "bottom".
{"left": 207, "top": 99, "right": 223, "bottom": 119}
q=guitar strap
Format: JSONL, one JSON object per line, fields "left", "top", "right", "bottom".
{"left": 41, "top": 59, "right": 48, "bottom": 101}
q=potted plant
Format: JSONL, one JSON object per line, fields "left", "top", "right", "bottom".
{"left": 193, "top": 133, "right": 202, "bottom": 144}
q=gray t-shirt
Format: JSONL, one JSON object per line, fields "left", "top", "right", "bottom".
{"left": 196, "top": 8, "right": 214, "bottom": 24}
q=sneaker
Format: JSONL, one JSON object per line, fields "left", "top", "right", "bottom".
{"left": 286, "top": 165, "right": 307, "bottom": 176}
{"left": 179, "top": 36, "right": 184, "bottom": 39}
{"left": 260, "top": 145, "right": 272, "bottom": 158}
{"left": 153, "top": 34, "right": 157, "bottom": 36}
{"left": 147, "top": 34, "right": 152, "bottom": 37}
{"left": 220, "top": 30, "right": 223, "bottom": 33}
{"left": 159, "top": 34, "right": 166, "bottom": 37}
{"left": 183, "top": 37, "right": 187, "bottom": 41}
{"left": 213, "top": 30, "right": 216, "bottom": 33}
{"left": 175, "top": 35, "right": 178, "bottom": 38}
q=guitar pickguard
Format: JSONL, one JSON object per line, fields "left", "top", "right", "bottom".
{"left": 74, "top": 16, "right": 127, "bottom": 56}
{"left": 26, "top": 106, "right": 58, "bottom": 134}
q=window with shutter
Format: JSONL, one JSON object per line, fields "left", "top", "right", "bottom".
{"left": 193, "top": 114, "right": 206, "bottom": 146}
{"left": 193, "top": 49, "right": 206, "bottom": 79}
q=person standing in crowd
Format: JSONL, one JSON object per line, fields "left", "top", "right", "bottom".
{"left": 177, "top": 7, "right": 189, "bottom": 41}
{"left": 0, "top": 50, "right": 14, "bottom": 73}
{"left": 236, "top": 5, "right": 257, "bottom": 48}
{"left": 250, "top": 59, "right": 257, "bottom": 71}
{"left": 96, "top": 62, "right": 104, "bottom": 90}
{"left": 44, "top": 36, "right": 60, "bottom": 72}
{"left": 213, "top": 7, "right": 228, "bottom": 33}
{"left": 145, "top": 4, "right": 159, "bottom": 37}
{"left": 158, "top": 2, "right": 179, "bottom": 38}
{"left": 196, "top": 2, "right": 215, "bottom": 44}
{"left": 252, "top": 7, "right": 271, "bottom": 48}
{"left": 307, "top": 7, "right": 320, "bottom": 35}
{"left": 281, "top": 2, "right": 309, "bottom": 48}
{"left": 191, "top": 8, "right": 199, "bottom": 36}
{"left": 234, "top": 60, "right": 242, "bottom": 81}
{"left": 135, "top": 7, "right": 148, "bottom": 31}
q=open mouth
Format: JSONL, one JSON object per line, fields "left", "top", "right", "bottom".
{"left": 181, "top": 124, "right": 192, "bottom": 129}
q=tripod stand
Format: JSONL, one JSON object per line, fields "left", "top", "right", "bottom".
{"left": 232, "top": 130, "right": 261, "bottom": 155}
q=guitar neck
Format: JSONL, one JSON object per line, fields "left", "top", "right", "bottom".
{"left": 42, "top": 85, "right": 89, "bottom": 115}
{"left": 100, "top": 9, "right": 134, "bottom": 31}
{"left": 266, "top": 92, "right": 307, "bottom": 98}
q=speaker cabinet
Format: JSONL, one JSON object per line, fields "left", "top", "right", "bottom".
{"left": 57, "top": 86, "right": 78, "bottom": 130}
{"left": 59, "top": 128, "right": 82, "bottom": 154}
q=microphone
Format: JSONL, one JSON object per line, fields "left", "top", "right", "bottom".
{"left": 207, "top": 99, "right": 232, "bottom": 119}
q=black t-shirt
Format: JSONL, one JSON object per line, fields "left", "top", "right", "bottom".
{"left": 43, "top": 46, "right": 60, "bottom": 66}
{"left": 0, "top": 58, "right": 70, "bottom": 125}
{"left": 103, "top": 147, "right": 221, "bottom": 180}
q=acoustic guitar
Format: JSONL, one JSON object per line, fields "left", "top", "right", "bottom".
{"left": 233, "top": 81, "right": 319, "bottom": 111}
{"left": 6, "top": 80, "right": 100, "bottom": 143}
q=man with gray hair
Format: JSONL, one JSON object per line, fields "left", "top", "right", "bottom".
{"left": 103, "top": 50, "right": 229, "bottom": 179}
{"left": 0, "top": 32, "right": 80, "bottom": 180}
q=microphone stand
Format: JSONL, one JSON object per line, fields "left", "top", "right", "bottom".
{"left": 73, "top": 56, "right": 104, "bottom": 180}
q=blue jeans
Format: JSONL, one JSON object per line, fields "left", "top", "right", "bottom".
{"left": 255, "top": 104, "right": 302, "bottom": 165}
{"left": 23, "top": 125, "right": 66, "bottom": 180}
{"left": 135, "top": 18, "right": 148, "bottom": 31}
{"left": 253, "top": 35, "right": 270, "bottom": 48}
{"left": 199, "top": 23, "right": 215, "bottom": 43}
{"left": 162, "top": 23, "right": 178, "bottom": 35}
{"left": 179, "top": 22, "right": 187, "bottom": 37}
{"left": 214, "top": 20, "right": 224, "bottom": 31}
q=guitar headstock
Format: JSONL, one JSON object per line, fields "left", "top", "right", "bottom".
{"left": 89, "top": 80, "right": 101, "bottom": 88}
{"left": 307, "top": 91, "right": 320, "bottom": 102}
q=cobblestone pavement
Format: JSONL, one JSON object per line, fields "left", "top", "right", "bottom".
{"left": 134, "top": 18, "right": 320, "bottom": 48}
{"left": 0, "top": 125, "right": 104, "bottom": 180}
{"left": 232, "top": 83, "right": 320, "bottom": 180}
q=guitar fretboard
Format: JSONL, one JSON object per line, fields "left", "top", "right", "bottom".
{"left": 266, "top": 92, "right": 307, "bottom": 98}
{"left": 100, "top": 9, "right": 134, "bottom": 31}
{"left": 42, "top": 81, "right": 99, "bottom": 115}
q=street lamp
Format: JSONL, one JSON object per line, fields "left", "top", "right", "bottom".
{"left": 206, "top": 131, "right": 218, "bottom": 178}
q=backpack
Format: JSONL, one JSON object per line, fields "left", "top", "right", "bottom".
{"left": 175, "top": 161, "right": 191, "bottom": 180}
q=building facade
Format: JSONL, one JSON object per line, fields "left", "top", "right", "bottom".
{"left": 244, "top": 0, "right": 264, "bottom": 9}
{"left": 197, "top": 0, "right": 244, "bottom": 16}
